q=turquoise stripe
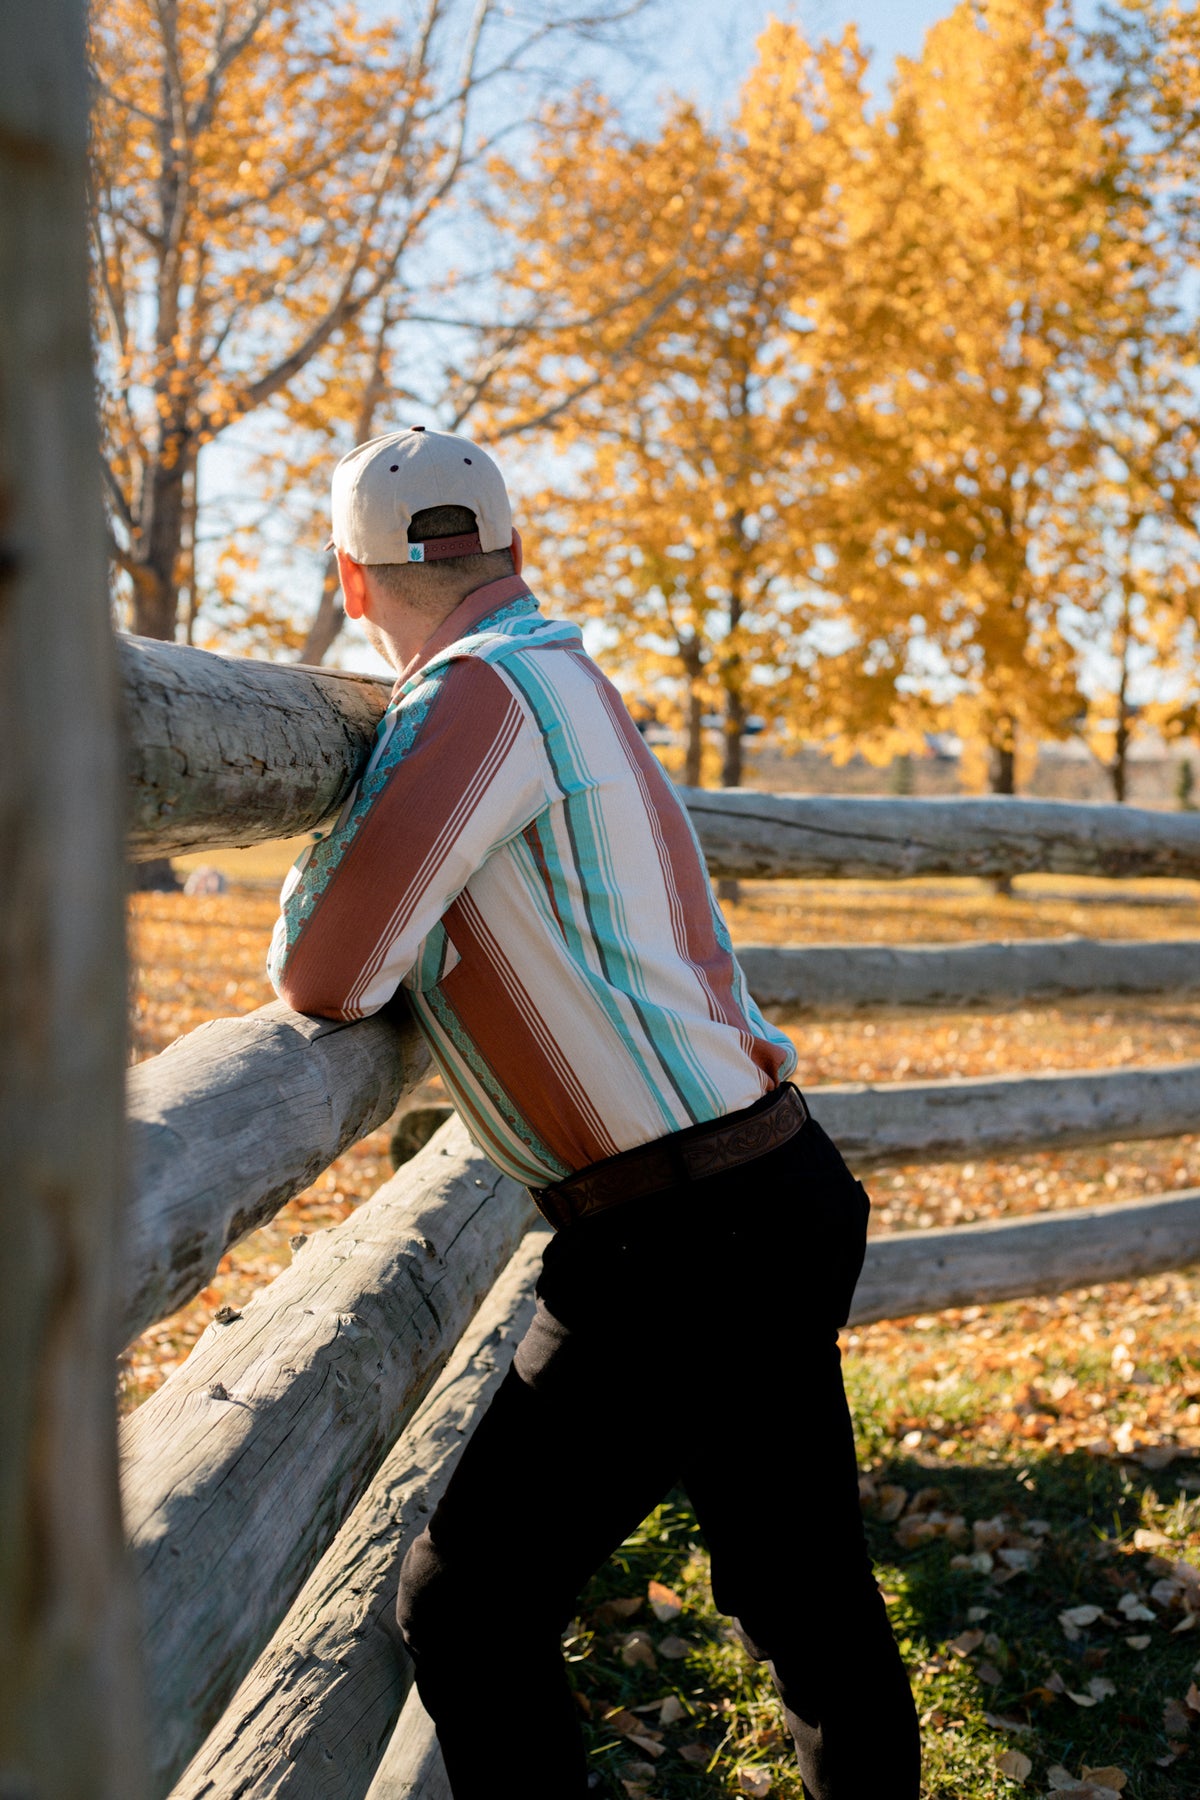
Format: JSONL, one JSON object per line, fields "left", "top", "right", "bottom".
{"left": 406, "top": 919, "right": 451, "bottom": 993}
{"left": 413, "top": 985, "right": 571, "bottom": 1182}
{"left": 707, "top": 889, "right": 798, "bottom": 1075}
{"left": 500, "top": 653, "right": 725, "bottom": 1124}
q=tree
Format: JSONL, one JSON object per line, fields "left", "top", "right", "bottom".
{"left": 1077, "top": 0, "right": 1200, "bottom": 796}
{"left": 1, "top": 0, "right": 145, "bottom": 1793}
{"left": 483, "top": 22, "right": 873, "bottom": 789}
{"left": 817, "top": 0, "right": 1135, "bottom": 794}
{"left": 89, "top": 0, "right": 655, "bottom": 644}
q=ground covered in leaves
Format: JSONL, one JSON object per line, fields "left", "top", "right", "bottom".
{"left": 125, "top": 854, "right": 1200, "bottom": 1797}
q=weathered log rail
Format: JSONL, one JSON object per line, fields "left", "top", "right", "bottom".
{"left": 813, "top": 1061, "right": 1200, "bottom": 1169}
{"left": 113, "top": 629, "right": 1200, "bottom": 1800}
{"left": 740, "top": 936, "right": 1200, "bottom": 1011}
{"left": 124, "top": 1116, "right": 534, "bottom": 1793}
{"left": 172, "top": 1225, "right": 548, "bottom": 1800}
{"left": 122, "top": 637, "right": 1200, "bottom": 881}
{"left": 125, "top": 1002, "right": 427, "bottom": 1343}
{"left": 123, "top": 997, "right": 1200, "bottom": 1364}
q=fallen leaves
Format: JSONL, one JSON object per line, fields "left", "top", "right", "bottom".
{"left": 647, "top": 1579, "right": 684, "bottom": 1622}
{"left": 1058, "top": 1603, "right": 1104, "bottom": 1639}
{"left": 603, "top": 1706, "right": 664, "bottom": 1758}
{"left": 996, "top": 1747, "right": 1032, "bottom": 1781}
{"left": 620, "top": 1631, "right": 657, "bottom": 1670}
{"left": 1045, "top": 1766, "right": 1128, "bottom": 1798}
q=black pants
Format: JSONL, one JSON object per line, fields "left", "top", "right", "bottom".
{"left": 396, "top": 1113, "right": 921, "bottom": 1799}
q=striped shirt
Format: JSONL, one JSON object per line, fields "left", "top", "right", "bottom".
{"left": 268, "top": 574, "right": 797, "bottom": 1187}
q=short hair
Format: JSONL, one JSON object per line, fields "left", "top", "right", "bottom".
{"left": 369, "top": 504, "right": 514, "bottom": 603}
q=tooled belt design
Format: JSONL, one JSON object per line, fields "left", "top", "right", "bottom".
{"left": 531, "top": 1083, "right": 809, "bottom": 1230}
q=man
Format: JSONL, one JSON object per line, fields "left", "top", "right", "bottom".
{"left": 269, "top": 426, "right": 920, "bottom": 1799}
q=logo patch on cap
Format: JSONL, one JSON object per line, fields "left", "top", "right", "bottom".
{"left": 407, "top": 544, "right": 425, "bottom": 562}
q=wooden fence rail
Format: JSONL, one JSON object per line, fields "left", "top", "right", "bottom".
{"left": 171, "top": 1227, "right": 548, "bottom": 1800}
{"left": 122, "top": 637, "right": 1200, "bottom": 881}
{"left": 813, "top": 1060, "right": 1200, "bottom": 1168}
{"left": 123, "top": 1118, "right": 534, "bottom": 1794}
{"left": 740, "top": 937, "right": 1200, "bottom": 1012}
{"left": 125, "top": 1002, "right": 427, "bottom": 1343}
{"left": 122, "top": 996, "right": 1200, "bottom": 1366}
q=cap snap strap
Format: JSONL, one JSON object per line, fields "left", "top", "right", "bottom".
{"left": 408, "top": 531, "right": 483, "bottom": 562}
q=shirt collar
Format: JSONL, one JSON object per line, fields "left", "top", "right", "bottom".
{"left": 391, "top": 572, "right": 534, "bottom": 692}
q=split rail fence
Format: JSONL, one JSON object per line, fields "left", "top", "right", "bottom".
{"left": 122, "top": 634, "right": 1200, "bottom": 1800}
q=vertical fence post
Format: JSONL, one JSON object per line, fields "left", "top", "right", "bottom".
{"left": 0, "top": 2, "right": 148, "bottom": 1794}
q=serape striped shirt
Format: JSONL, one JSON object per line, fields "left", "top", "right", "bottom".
{"left": 268, "top": 574, "right": 797, "bottom": 1188}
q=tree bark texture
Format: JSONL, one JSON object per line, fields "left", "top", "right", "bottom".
{"left": 120, "top": 637, "right": 1200, "bottom": 879}
{"left": 738, "top": 937, "right": 1200, "bottom": 1012}
{"left": 849, "top": 1189, "right": 1200, "bottom": 1324}
{"left": 125, "top": 1000, "right": 429, "bottom": 1344}
{"left": 0, "top": 4, "right": 148, "bottom": 1795}
{"left": 122, "top": 635, "right": 391, "bottom": 857}
{"left": 815, "top": 1061, "right": 1200, "bottom": 1169}
{"left": 121, "top": 1117, "right": 536, "bottom": 1797}
{"left": 171, "top": 1226, "right": 548, "bottom": 1800}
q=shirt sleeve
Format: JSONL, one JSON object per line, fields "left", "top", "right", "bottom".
{"left": 268, "top": 656, "right": 544, "bottom": 1021}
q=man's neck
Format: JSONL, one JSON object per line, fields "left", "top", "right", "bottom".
{"left": 389, "top": 572, "right": 532, "bottom": 685}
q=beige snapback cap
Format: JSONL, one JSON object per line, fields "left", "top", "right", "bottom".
{"left": 328, "top": 426, "right": 512, "bottom": 564}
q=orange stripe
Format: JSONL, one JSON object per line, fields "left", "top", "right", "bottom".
{"left": 277, "top": 660, "right": 523, "bottom": 1018}
{"left": 440, "top": 896, "right": 617, "bottom": 1170}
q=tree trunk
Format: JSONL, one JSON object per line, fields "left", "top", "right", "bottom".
{"left": 716, "top": 616, "right": 746, "bottom": 903}
{"left": 297, "top": 558, "right": 345, "bottom": 665}
{"left": 131, "top": 446, "right": 189, "bottom": 640}
{"left": 988, "top": 728, "right": 1016, "bottom": 895}
{"left": 721, "top": 682, "right": 746, "bottom": 790}
{"left": 0, "top": 3, "right": 148, "bottom": 1793}
{"left": 1111, "top": 669, "right": 1131, "bottom": 804}
{"left": 990, "top": 739, "right": 1016, "bottom": 794}
{"left": 679, "top": 633, "right": 704, "bottom": 788}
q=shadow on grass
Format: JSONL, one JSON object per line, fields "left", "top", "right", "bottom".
{"left": 570, "top": 1454, "right": 1200, "bottom": 1799}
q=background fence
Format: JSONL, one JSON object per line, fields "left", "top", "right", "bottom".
{"left": 117, "top": 632, "right": 1200, "bottom": 1799}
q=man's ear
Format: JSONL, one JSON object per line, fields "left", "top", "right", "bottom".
{"left": 336, "top": 549, "right": 369, "bottom": 621}
{"left": 511, "top": 528, "right": 523, "bottom": 577}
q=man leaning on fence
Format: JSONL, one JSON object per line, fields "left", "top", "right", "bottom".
{"left": 267, "top": 426, "right": 920, "bottom": 1799}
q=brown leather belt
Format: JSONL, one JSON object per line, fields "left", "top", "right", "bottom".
{"left": 530, "top": 1083, "right": 809, "bottom": 1231}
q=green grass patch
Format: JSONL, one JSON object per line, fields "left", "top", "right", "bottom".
{"left": 570, "top": 1426, "right": 1200, "bottom": 1797}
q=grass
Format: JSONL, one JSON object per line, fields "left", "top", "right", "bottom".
{"left": 568, "top": 1444, "right": 1200, "bottom": 1798}
{"left": 124, "top": 865, "right": 1200, "bottom": 1794}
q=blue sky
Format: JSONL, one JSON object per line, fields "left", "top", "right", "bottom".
{"left": 643, "top": 0, "right": 959, "bottom": 111}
